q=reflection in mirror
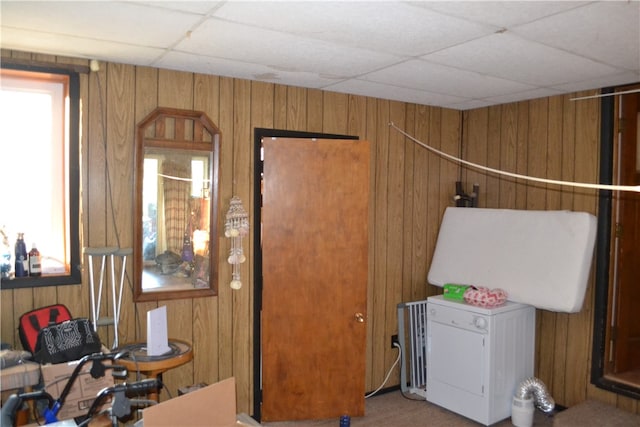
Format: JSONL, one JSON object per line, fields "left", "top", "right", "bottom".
{"left": 142, "top": 149, "right": 211, "bottom": 290}
{"left": 134, "top": 108, "right": 220, "bottom": 302}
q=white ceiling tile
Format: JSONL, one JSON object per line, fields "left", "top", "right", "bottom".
{"left": 415, "top": 1, "right": 590, "bottom": 28}
{"left": 447, "top": 99, "right": 496, "bottom": 111}
{"left": 213, "top": 1, "right": 498, "bottom": 56}
{"left": 156, "top": 50, "right": 342, "bottom": 89}
{"left": 0, "top": 27, "right": 166, "bottom": 65}
{"left": 362, "top": 59, "right": 537, "bottom": 99}
{"left": 175, "top": 19, "right": 401, "bottom": 78}
{"left": 325, "top": 78, "right": 470, "bottom": 107}
{"left": 1, "top": 1, "right": 201, "bottom": 47}
{"left": 422, "top": 32, "right": 623, "bottom": 86}
{"left": 483, "top": 87, "right": 566, "bottom": 107}
{"left": 513, "top": 1, "right": 640, "bottom": 71}
{"left": 126, "top": 1, "right": 224, "bottom": 15}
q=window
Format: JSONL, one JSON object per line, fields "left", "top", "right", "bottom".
{"left": 0, "top": 64, "right": 80, "bottom": 288}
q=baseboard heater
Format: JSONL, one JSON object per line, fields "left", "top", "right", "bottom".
{"left": 397, "top": 300, "right": 428, "bottom": 398}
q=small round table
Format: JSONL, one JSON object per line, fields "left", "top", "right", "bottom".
{"left": 116, "top": 339, "right": 193, "bottom": 402}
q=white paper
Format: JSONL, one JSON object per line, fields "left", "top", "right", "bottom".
{"left": 146, "top": 306, "right": 171, "bottom": 356}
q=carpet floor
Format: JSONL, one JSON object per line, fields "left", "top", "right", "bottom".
{"left": 261, "top": 390, "right": 554, "bottom": 426}
{"left": 553, "top": 399, "right": 640, "bottom": 427}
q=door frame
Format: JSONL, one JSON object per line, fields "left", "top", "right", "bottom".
{"left": 591, "top": 85, "right": 640, "bottom": 400}
{"left": 252, "top": 128, "right": 359, "bottom": 420}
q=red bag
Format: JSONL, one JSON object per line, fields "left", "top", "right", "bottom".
{"left": 19, "top": 304, "right": 72, "bottom": 353}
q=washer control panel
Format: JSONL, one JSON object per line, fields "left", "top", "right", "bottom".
{"left": 428, "top": 303, "right": 490, "bottom": 334}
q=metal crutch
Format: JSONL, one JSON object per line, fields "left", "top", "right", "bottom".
{"left": 85, "top": 247, "right": 118, "bottom": 334}
{"left": 110, "top": 247, "right": 132, "bottom": 349}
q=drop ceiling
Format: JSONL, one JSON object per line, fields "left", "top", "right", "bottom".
{"left": 1, "top": 1, "right": 639, "bottom": 110}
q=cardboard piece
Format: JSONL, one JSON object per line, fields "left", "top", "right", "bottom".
{"left": 143, "top": 377, "right": 259, "bottom": 427}
{"left": 0, "top": 361, "right": 40, "bottom": 391}
{"left": 40, "top": 359, "right": 114, "bottom": 420}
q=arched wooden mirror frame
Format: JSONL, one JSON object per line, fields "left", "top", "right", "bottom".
{"left": 133, "top": 107, "right": 221, "bottom": 302}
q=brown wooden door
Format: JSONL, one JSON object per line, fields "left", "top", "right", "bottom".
{"left": 261, "top": 138, "right": 370, "bottom": 422}
{"left": 612, "top": 88, "right": 640, "bottom": 373}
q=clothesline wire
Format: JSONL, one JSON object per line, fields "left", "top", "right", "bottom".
{"left": 569, "top": 88, "right": 640, "bottom": 101}
{"left": 388, "top": 122, "right": 640, "bottom": 194}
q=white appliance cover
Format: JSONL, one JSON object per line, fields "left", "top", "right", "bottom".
{"left": 427, "top": 207, "right": 597, "bottom": 313}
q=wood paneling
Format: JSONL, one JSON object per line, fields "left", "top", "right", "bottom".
{"left": 1, "top": 48, "right": 637, "bottom": 417}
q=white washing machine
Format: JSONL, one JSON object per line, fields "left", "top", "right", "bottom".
{"left": 426, "top": 295, "right": 535, "bottom": 426}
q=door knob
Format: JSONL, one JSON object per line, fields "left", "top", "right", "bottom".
{"left": 354, "top": 313, "right": 365, "bottom": 323}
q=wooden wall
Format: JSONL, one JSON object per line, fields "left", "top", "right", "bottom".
{"left": 1, "top": 49, "right": 637, "bottom": 416}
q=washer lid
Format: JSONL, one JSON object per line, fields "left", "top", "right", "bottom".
{"left": 428, "top": 294, "right": 530, "bottom": 315}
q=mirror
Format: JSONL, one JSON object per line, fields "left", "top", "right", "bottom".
{"left": 134, "top": 108, "right": 220, "bottom": 301}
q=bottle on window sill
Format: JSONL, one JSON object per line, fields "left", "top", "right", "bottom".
{"left": 29, "top": 243, "right": 41, "bottom": 277}
{"left": 14, "top": 233, "right": 28, "bottom": 277}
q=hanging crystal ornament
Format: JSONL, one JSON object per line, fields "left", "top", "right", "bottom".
{"left": 224, "top": 196, "right": 249, "bottom": 290}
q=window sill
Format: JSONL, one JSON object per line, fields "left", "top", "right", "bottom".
{"left": 0, "top": 272, "right": 81, "bottom": 290}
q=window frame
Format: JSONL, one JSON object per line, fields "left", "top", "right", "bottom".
{"left": 0, "top": 62, "right": 81, "bottom": 289}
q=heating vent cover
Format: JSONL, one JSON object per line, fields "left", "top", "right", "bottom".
{"left": 397, "top": 300, "right": 428, "bottom": 397}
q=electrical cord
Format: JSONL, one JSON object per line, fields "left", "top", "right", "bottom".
{"left": 93, "top": 69, "right": 142, "bottom": 340}
{"left": 365, "top": 342, "right": 402, "bottom": 399}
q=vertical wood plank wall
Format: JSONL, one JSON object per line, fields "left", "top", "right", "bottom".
{"left": 1, "top": 49, "right": 636, "bottom": 416}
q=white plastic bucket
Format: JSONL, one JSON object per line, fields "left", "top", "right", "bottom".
{"left": 511, "top": 396, "right": 534, "bottom": 427}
